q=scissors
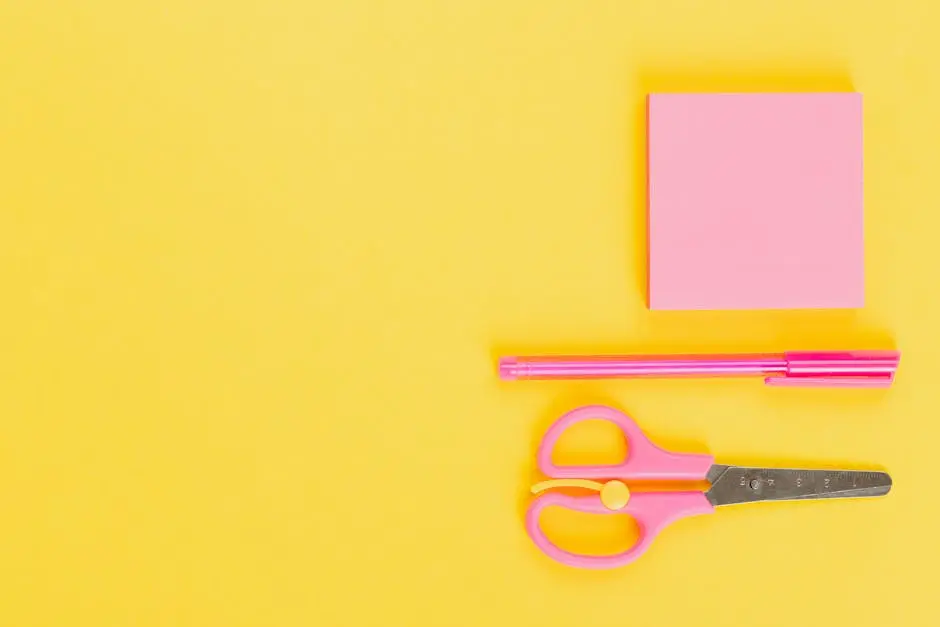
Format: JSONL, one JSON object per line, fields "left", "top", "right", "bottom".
{"left": 526, "top": 405, "right": 892, "bottom": 569}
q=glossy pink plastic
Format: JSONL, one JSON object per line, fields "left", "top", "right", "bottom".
{"left": 500, "top": 350, "right": 899, "bottom": 388}
{"left": 526, "top": 491, "right": 713, "bottom": 570}
{"left": 526, "top": 405, "right": 715, "bottom": 569}
{"left": 536, "top": 405, "right": 714, "bottom": 480}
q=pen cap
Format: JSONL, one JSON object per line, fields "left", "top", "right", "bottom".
{"left": 765, "top": 351, "right": 900, "bottom": 388}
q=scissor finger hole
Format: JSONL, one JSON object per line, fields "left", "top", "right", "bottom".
{"left": 551, "top": 418, "right": 628, "bottom": 467}
{"left": 540, "top": 506, "right": 640, "bottom": 556}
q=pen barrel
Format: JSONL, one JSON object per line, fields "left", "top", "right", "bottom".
{"left": 499, "top": 355, "right": 787, "bottom": 380}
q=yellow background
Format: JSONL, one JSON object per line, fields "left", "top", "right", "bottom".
{"left": 1, "top": 2, "right": 937, "bottom": 626}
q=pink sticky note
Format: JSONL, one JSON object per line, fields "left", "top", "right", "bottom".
{"left": 647, "top": 93, "right": 864, "bottom": 310}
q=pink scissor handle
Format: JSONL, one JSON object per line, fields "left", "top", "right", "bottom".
{"left": 525, "top": 491, "right": 715, "bottom": 569}
{"left": 537, "top": 405, "right": 714, "bottom": 481}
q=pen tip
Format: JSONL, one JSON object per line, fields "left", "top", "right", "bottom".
{"left": 498, "top": 357, "right": 519, "bottom": 380}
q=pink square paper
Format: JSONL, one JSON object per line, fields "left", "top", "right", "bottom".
{"left": 647, "top": 93, "right": 864, "bottom": 310}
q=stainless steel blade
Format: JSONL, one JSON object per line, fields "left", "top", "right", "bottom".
{"left": 704, "top": 465, "right": 892, "bottom": 507}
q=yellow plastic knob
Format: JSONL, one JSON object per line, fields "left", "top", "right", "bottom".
{"left": 599, "top": 480, "right": 630, "bottom": 511}
{"left": 530, "top": 478, "right": 631, "bottom": 511}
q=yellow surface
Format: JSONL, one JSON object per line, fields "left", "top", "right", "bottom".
{"left": 1, "top": 2, "right": 937, "bottom": 626}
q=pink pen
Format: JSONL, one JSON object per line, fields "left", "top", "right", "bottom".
{"left": 498, "top": 351, "right": 900, "bottom": 388}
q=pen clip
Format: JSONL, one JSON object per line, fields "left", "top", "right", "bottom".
{"left": 764, "top": 374, "right": 895, "bottom": 388}
{"left": 764, "top": 351, "right": 900, "bottom": 389}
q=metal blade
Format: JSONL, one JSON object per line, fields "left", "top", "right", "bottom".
{"left": 704, "top": 465, "right": 892, "bottom": 507}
